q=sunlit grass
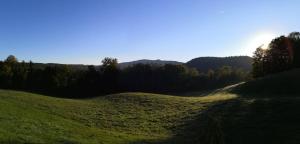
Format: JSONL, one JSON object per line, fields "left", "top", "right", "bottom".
{"left": 0, "top": 89, "right": 235, "bottom": 144}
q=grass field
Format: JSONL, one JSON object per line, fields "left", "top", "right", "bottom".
{"left": 1, "top": 69, "right": 300, "bottom": 144}
{"left": 0, "top": 90, "right": 236, "bottom": 144}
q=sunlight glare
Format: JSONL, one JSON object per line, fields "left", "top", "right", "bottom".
{"left": 245, "top": 33, "right": 276, "bottom": 56}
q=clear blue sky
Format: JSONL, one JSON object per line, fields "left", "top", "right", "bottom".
{"left": 0, "top": 0, "right": 299, "bottom": 64}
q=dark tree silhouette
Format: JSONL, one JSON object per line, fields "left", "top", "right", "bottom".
{"left": 267, "top": 36, "right": 292, "bottom": 73}
{"left": 0, "top": 55, "right": 250, "bottom": 97}
{"left": 252, "top": 32, "right": 300, "bottom": 78}
{"left": 288, "top": 32, "right": 300, "bottom": 67}
{"left": 100, "top": 57, "right": 120, "bottom": 93}
{"left": 252, "top": 47, "right": 266, "bottom": 78}
{"left": 5, "top": 55, "right": 18, "bottom": 64}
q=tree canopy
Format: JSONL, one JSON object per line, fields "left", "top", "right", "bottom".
{"left": 252, "top": 32, "right": 300, "bottom": 78}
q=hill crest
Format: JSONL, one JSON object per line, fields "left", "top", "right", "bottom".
{"left": 186, "top": 56, "right": 253, "bottom": 72}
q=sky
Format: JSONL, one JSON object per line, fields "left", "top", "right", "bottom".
{"left": 0, "top": 0, "right": 299, "bottom": 64}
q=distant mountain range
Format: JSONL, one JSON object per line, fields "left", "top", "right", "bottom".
{"left": 118, "top": 56, "right": 253, "bottom": 72}
{"left": 30, "top": 56, "right": 253, "bottom": 72}
{"left": 31, "top": 59, "right": 182, "bottom": 70}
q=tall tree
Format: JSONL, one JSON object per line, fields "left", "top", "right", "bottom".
{"left": 267, "top": 36, "right": 292, "bottom": 73}
{"left": 101, "top": 57, "right": 120, "bottom": 93}
{"left": 288, "top": 32, "right": 300, "bottom": 67}
{"left": 252, "top": 47, "right": 266, "bottom": 78}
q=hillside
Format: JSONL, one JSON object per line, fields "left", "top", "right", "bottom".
{"left": 118, "top": 59, "right": 183, "bottom": 69}
{"left": 199, "top": 69, "right": 300, "bottom": 144}
{"left": 0, "top": 90, "right": 235, "bottom": 144}
{"left": 168, "top": 69, "right": 300, "bottom": 144}
{"left": 0, "top": 69, "right": 299, "bottom": 144}
{"left": 186, "top": 56, "right": 253, "bottom": 72}
{"left": 232, "top": 68, "right": 300, "bottom": 95}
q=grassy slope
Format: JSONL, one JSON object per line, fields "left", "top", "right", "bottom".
{"left": 197, "top": 69, "right": 300, "bottom": 144}
{"left": 1, "top": 69, "right": 300, "bottom": 144}
{"left": 210, "top": 97, "right": 300, "bottom": 144}
{"left": 232, "top": 68, "right": 300, "bottom": 95}
{"left": 0, "top": 90, "right": 235, "bottom": 144}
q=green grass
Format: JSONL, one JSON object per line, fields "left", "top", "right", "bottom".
{"left": 0, "top": 89, "right": 235, "bottom": 144}
{"left": 192, "top": 68, "right": 300, "bottom": 144}
{"left": 1, "top": 69, "right": 300, "bottom": 144}
{"left": 207, "top": 97, "right": 300, "bottom": 144}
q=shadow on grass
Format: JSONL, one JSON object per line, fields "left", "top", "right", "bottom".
{"left": 129, "top": 99, "right": 233, "bottom": 144}
{"left": 231, "top": 69, "right": 300, "bottom": 97}
{"left": 132, "top": 96, "right": 300, "bottom": 144}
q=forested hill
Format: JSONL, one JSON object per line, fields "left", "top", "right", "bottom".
{"left": 186, "top": 56, "right": 253, "bottom": 72}
{"left": 118, "top": 59, "right": 182, "bottom": 69}
{"left": 28, "top": 57, "right": 252, "bottom": 72}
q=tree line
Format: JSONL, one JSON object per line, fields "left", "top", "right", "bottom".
{"left": 253, "top": 32, "right": 300, "bottom": 78}
{"left": 0, "top": 55, "right": 249, "bottom": 97}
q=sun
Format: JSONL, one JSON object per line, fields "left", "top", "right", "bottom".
{"left": 245, "top": 33, "right": 276, "bottom": 56}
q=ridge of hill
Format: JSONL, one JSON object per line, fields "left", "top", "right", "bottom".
{"left": 186, "top": 56, "right": 253, "bottom": 72}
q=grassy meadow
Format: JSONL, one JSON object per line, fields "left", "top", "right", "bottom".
{"left": 1, "top": 69, "right": 300, "bottom": 144}
{"left": 0, "top": 89, "right": 236, "bottom": 143}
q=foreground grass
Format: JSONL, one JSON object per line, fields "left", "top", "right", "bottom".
{"left": 0, "top": 90, "right": 235, "bottom": 144}
{"left": 2, "top": 69, "right": 300, "bottom": 143}
{"left": 190, "top": 69, "right": 300, "bottom": 144}
{"left": 208, "top": 97, "right": 300, "bottom": 144}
